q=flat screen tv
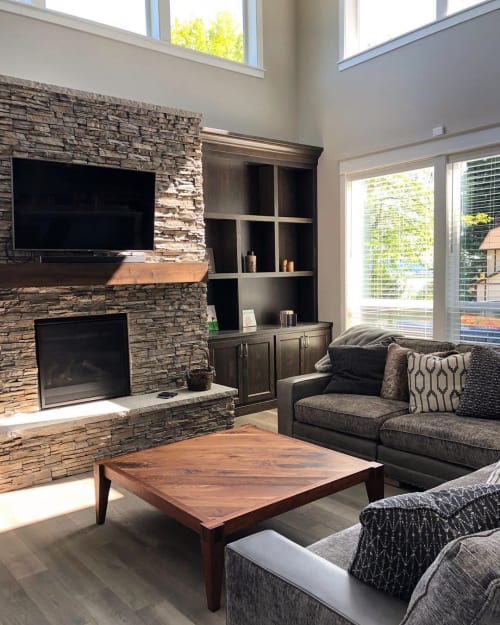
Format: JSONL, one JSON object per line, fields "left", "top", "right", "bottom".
{"left": 12, "top": 157, "right": 155, "bottom": 251}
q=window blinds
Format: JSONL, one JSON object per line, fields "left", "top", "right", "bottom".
{"left": 348, "top": 167, "right": 434, "bottom": 337}
{"left": 450, "top": 154, "right": 500, "bottom": 344}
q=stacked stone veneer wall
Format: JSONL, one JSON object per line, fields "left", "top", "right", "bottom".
{"left": 0, "top": 392, "right": 235, "bottom": 493}
{"left": 0, "top": 75, "right": 209, "bottom": 417}
{"left": 0, "top": 283, "right": 207, "bottom": 416}
{"left": 0, "top": 75, "right": 205, "bottom": 263}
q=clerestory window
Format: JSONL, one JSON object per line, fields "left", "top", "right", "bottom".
{"left": 8, "top": 0, "right": 261, "bottom": 69}
{"left": 341, "top": 0, "right": 497, "bottom": 69}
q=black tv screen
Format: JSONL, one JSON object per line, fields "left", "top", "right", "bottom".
{"left": 12, "top": 158, "right": 155, "bottom": 251}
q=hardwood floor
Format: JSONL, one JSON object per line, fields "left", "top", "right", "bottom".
{"left": 0, "top": 409, "right": 404, "bottom": 625}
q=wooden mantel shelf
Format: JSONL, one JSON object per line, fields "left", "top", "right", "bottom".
{"left": 0, "top": 262, "right": 208, "bottom": 288}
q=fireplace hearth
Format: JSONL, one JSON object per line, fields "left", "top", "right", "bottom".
{"left": 35, "top": 313, "right": 130, "bottom": 409}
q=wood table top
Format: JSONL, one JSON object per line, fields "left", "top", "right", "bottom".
{"left": 97, "top": 425, "right": 381, "bottom": 532}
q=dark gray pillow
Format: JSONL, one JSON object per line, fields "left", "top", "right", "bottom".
{"left": 322, "top": 343, "right": 389, "bottom": 395}
{"left": 402, "top": 528, "right": 500, "bottom": 625}
{"left": 349, "top": 484, "right": 500, "bottom": 601}
{"left": 456, "top": 345, "right": 500, "bottom": 420}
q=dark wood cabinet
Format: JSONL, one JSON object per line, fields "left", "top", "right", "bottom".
{"left": 276, "top": 327, "right": 331, "bottom": 379}
{"left": 209, "top": 323, "right": 331, "bottom": 414}
{"left": 203, "top": 129, "right": 329, "bottom": 414}
{"left": 209, "top": 335, "right": 275, "bottom": 407}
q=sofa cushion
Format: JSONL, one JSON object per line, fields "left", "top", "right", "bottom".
{"left": 323, "top": 344, "right": 389, "bottom": 395}
{"left": 295, "top": 394, "right": 409, "bottom": 440}
{"left": 315, "top": 324, "right": 403, "bottom": 373}
{"left": 349, "top": 485, "right": 500, "bottom": 601}
{"left": 396, "top": 337, "right": 456, "bottom": 353}
{"left": 380, "top": 413, "right": 500, "bottom": 468}
{"left": 307, "top": 524, "right": 361, "bottom": 571}
{"left": 407, "top": 351, "right": 470, "bottom": 413}
{"left": 457, "top": 345, "right": 500, "bottom": 420}
{"left": 402, "top": 528, "right": 500, "bottom": 625}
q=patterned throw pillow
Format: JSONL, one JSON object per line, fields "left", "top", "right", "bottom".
{"left": 407, "top": 351, "right": 471, "bottom": 413}
{"left": 349, "top": 485, "right": 500, "bottom": 601}
{"left": 456, "top": 346, "right": 500, "bottom": 420}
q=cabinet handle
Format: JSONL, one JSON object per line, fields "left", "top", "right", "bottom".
{"left": 304, "top": 336, "right": 309, "bottom": 348}
{"left": 239, "top": 343, "right": 244, "bottom": 358}
{"left": 244, "top": 342, "right": 249, "bottom": 358}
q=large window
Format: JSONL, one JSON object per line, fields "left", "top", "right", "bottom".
{"left": 342, "top": 0, "right": 494, "bottom": 66}
{"left": 345, "top": 149, "right": 500, "bottom": 343}
{"left": 449, "top": 154, "right": 500, "bottom": 343}
{"left": 9, "top": 0, "right": 259, "bottom": 67}
{"left": 347, "top": 167, "right": 434, "bottom": 337}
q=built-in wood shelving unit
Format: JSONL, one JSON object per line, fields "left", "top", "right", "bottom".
{"left": 0, "top": 262, "right": 208, "bottom": 288}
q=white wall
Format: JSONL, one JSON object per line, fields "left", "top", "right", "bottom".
{"left": 0, "top": 0, "right": 298, "bottom": 141}
{"left": 297, "top": 0, "right": 500, "bottom": 333}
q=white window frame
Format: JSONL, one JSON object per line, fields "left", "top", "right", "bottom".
{"left": 0, "top": 0, "right": 264, "bottom": 77}
{"left": 340, "top": 124, "right": 500, "bottom": 341}
{"left": 339, "top": 0, "right": 500, "bottom": 71}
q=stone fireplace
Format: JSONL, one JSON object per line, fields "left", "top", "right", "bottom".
{"left": 0, "top": 76, "right": 235, "bottom": 492}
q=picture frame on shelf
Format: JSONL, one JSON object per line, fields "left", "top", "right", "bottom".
{"left": 242, "top": 309, "right": 257, "bottom": 328}
{"left": 207, "top": 305, "right": 219, "bottom": 331}
{"left": 205, "top": 248, "right": 216, "bottom": 274}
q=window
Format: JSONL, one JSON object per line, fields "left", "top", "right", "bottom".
{"left": 347, "top": 167, "right": 434, "bottom": 337}
{"left": 9, "top": 0, "right": 260, "bottom": 67}
{"left": 342, "top": 0, "right": 494, "bottom": 67}
{"left": 449, "top": 154, "right": 500, "bottom": 343}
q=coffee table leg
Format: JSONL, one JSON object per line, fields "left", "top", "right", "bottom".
{"left": 94, "top": 463, "right": 111, "bottom": 525}
{"left": 200, "top": 523, "right": 225, "bottom": 612}
{"left": 365, "top": 464, "right": 384, "bottom": 502}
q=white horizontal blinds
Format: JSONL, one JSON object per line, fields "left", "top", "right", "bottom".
{"left": 450, "top": 154, "right": 500, "bottom": 344}
{"left": 348, "top": 167, "right": 434, "bottom": 337}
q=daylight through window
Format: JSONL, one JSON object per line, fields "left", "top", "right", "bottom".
{"left": 10, "top": 0, "right": 259, "bottom": 66}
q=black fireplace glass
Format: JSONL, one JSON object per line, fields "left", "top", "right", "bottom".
{"left": 35, "top": 313, "right": 131, "bottom": 409}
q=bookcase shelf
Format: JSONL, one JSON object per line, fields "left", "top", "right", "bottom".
{"left": 202, "top": 128, "right": 322, "bottom": 332}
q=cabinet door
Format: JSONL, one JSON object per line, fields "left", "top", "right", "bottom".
{"left": 303, "top": 329, "right": 331, "bottom": 373}
{"left": 209, "top": 339, "right": 244, "bottom": 405}
{"left": 275, "top": 332, "right": 304, "bottom": 380}
{"left": 243, "top": 336, "right": 275, "bottom": 404}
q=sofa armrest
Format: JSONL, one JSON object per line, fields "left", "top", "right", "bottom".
{"left": 277, "top": 372, "right": 331, "bottom": 436}
{"left": 226, "top": 530, "right": 407, "bottom": 625}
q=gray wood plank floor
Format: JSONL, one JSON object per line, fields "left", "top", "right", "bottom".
{"left": 0, "top": 410, "right": 404, "bottom": 625}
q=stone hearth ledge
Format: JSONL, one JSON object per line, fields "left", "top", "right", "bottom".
{"left": 0, "top": 385, "right": 237, "bottom": 492}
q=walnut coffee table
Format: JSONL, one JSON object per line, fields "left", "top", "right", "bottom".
{"left": 94, "top": 425, "right": 384, "bottom": 611}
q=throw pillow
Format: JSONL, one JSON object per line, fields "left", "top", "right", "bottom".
{"left": 381, "top": 344, "right": 459, "bottom": 402}
{"left": 402, "top": 528, "right": 500, "bottom": 625}
{"left": 349, "top": 484, "right": 500, "bottom": 601}
{"left": 456, "top": 346, "right": 500, "bottom": 420}
{"left": 322, "top": 344, "right": 388, "bottom": 396}
{"left": 314, "top": 324, "right": 403, "bottom": 373}
{"left": 407, "top": 351, "right": 471, "bottom": 413}
{"left": 487, "top": 460, "right": 500, "bottom": 485}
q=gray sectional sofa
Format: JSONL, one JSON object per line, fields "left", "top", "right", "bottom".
{"left": 225, "top": 463, "right": 500, "bottom": 625}
{"left": 277, "top": 326, "right": 500, "bottom": 489}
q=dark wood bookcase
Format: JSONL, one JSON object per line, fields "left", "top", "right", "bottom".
{"left": 202, "top": 128, "right": 331, "bottom": 414}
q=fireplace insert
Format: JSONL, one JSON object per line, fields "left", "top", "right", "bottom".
{"left": 35, "top": 313, "right": 131, "bottom": 409}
